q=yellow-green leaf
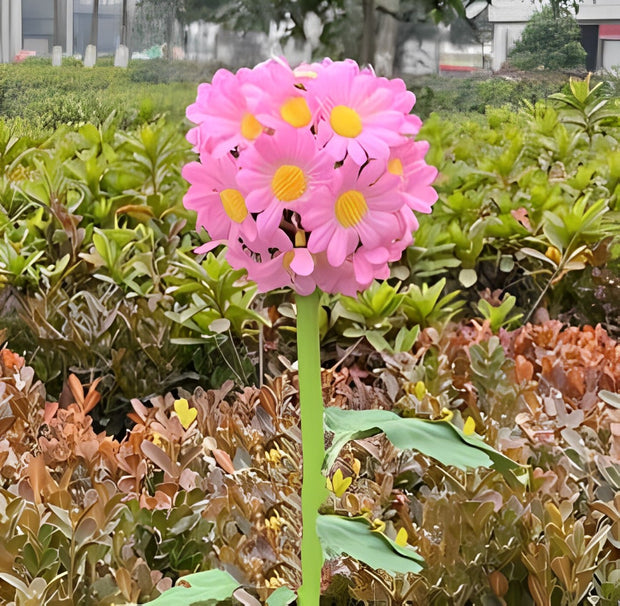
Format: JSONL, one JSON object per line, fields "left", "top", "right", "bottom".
{"left": 174, "top": 398, "right": 197, "bottom": 429}
{"left": 463, "top": 416, "right": 476, "bottom": 436}
{"left": 326, "top": 468, "right": 351, "bottom": 497}
{"left": 395, "top": 527, "right": 408, "bottom": 547}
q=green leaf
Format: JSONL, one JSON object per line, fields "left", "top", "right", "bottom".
{"left": 317, "top": 515, "right": 424, "bottom": 575}
{"left": 394, "top": 325, "right": 419, "bottom": 353}
{"left": 144, "top": 569, "right": 240, "bottom": 605}
{"left": 458, "top": 268, "right": 477, "bottom": 288}
{"left": 499, "top": 255, "right": 514, "bottom": 272}
{"left": 599, "top": 390, "right": 620, "bottom": 409}
{"left": 324, "top": 408, "right": 522, "bottom": 482}
{"left": 266, "top": 585, "right": 297, "bottom": 605}
{"left": 365, "top": 330, "right": 392, "bottom": 353}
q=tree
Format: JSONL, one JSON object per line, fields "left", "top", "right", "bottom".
{"left": 132, "top": 0, "right": 505, "bottom": 72}
{"left": 199, "top": 0, "right": 493, "bottom": 67}
{"left": 508, "top": 6, "right": 586, "bottom": 71}
{"left": 53, "top": 0, "right": 67, "bottom": 49}
{"left": 121, "top": 0, "right": 129, "bottom": 47}
{"left": 532, "top": 0, "right": 584, "bottom": 19}
{"left": 89, "top": 0, "right": 99, "bottom": 47}
{"left": 135, "top": 0, "right": 185, "bottom": 58}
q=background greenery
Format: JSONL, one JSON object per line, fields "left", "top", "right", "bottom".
{"left": 0, "top": 57, "right": 592, "bottom": 138}
{"left": 507, "top": 6, "right": 586, "bottom": 71}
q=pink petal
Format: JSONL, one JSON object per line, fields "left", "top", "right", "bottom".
{"left": 293, "top": 275, "right": 317, "bottom": 295}
{"left": 352, "top": 254, "right": 373, "bottom": 284}
{"left": 363, "top": 246, "right": 389, "bottom": 264}
{"left": 290, "top": 248, "right": 314, "bottom": 276}
{"left": 308, "top": 223, "right": 336, "bottom": 254}
{"left": 194, "top": 240, "right": 224, "bottom": 254}
{"left": 327, "top": 230, "right": 356, "bottom": 266}
{"left": 347, "top": 140, "right": 368, "bottom": 165}
{"left": 256, "top": 202, "right": 284, "bottom": 235}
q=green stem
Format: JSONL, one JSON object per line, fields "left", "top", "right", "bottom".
{"left": 296, "top": 289, "right": 327, "bottom": 605}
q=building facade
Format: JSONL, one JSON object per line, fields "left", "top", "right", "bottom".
{"left": 0, "top": 0, "right": 22, "bottom": 63}
{"left": 0, "top": 0, "right": 129, "bottom": 62}
{"left": 489, "top": 0, "right": 620, "bottom": 71}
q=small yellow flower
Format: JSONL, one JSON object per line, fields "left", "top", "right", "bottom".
{"left": 370, "top": 518, "right": 386, "bottom": 533}
{"left": 413, "top": 381, "right": 426, "bottom": 400}
{"left": 545, "top": 246, "right": 562, "bottom": 265}
{"left": 326, "top": 468, "right": 352, "bottom": 497}
{"left": 265, "top": 448, "right": 284, "bottom": 464}
{"left": 439, "top": 407, "right": 454, "bottom": 422}
{"left": 151, "top": 432, "right": 163, "bottom": 447}
{"left": 265, "top": 572, "right": 285, "bottom": 588}
{"left": 265, "top": 510, "right": 284, "bottom": 533}
{"left": 173, "top": 398, "right": 197, "bottom": 429}
{"left": 463, "top": 416, "right": 476, "bottom": 436}
{"left": 395, "top": 527, "right": 408, "bottom": 547}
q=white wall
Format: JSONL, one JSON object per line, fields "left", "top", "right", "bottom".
{"left": 602, "top": 39, "right": 620, "bottom": 69}
{"left": 0, "top": 0, "right": 8, "bottom": 62}
{"left": 576, "top": 0, "right": 620, "bottom": 22}
{"left": 489, "top": 0, "right": 535, "bottom": 23}
{"left": 491, "top": 22, "right": 526, "bottom": 70}
{"left": 0, "top": 0, "right": 22, "bottom": 62}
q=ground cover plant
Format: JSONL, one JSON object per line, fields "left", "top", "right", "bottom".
{"left": 0, "top": 66, "right": 619, "bottom": 604}
{"left": 0, "top": 58, "right": 208, "bottom": 137}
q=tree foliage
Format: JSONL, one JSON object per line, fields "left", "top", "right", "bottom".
{"left": 532, "top": 0, "right": 584, "bottom": 19}
{"left": 201, "top": 0, "right": 493, "bottom": 34}
{"left": 508, "top": 6, "right": 586, "bottom": 71}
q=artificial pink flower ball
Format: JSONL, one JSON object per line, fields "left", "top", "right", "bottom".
{"left": 183, "top": 57, "right": 438, "bottom": 297}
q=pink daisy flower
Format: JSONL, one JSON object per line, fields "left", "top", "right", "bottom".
{"left": 352, "top": 245, "right": 392, "bottom": 288}
{"left": 182, "top": 57, "right": 438, "bottom": 298}
{"left": 304, "top": 159, "right": 404, "bottom": 267}
{"left": 312, "top": 252, "right": 362, "bottom": 297}
{"left": 236, "top": 125, "right": 333, "bottom": 235}
{"left": 182, "top": 153, "right": 257, "bottom": 242}
{"left": 185, "top": 67, "right": 265, "bottom": 157}
{"left": 245, "top": 58, "right": 319, "bottom": 132}
{"left": 292, "top": 57, "right": 335, "bottom": 81}
{"left": 387, "top": 140, "right": 438, "bottom": 214}
{"left": 225, "top": 230, "right": 316, "bottom": 295}
{"left": 382, "top": 75, "right": 422, "bottom": 136}
{"left": 307, "top": 60, "right": 413, "bottom": 164}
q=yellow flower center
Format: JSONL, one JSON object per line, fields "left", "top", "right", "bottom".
{"left": 282, "top": 250, "right": 295, "bottom": 270}
{"left": 545, "top": 246, "right": 562, "bottom": 265}
{"left": 388, "top": 158, "right": 404, "bottom": 175}
{"left": 280, "top": 96, "right": 312, "bottom": 128}
{"left": 294, "top": 230, "right": 307, "bottom": 247}
{"left": 219, "top": 188, "right": 248, "bottom": 223}
{"left": 240, "top": 112, "right": 262, "bottom": 140}
{"left": 330, "top": 105, "right": 363, "bottom": 138}
{"left": 335, "top": 190, "right": 368, "bottom": 228}
{"left": 271, "top": 165, "right": 307, "bottom": 202}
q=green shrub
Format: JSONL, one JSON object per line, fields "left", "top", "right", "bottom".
{"left": 0, "top": 62, "right": 197, "bottom": 134}
{"left": 0, "top": 60, "right": 620, "bottom": 605}
{"left": 127, "top": 58, "right": 219, "bottom": 83}
{"left": 508, "top": 7, "right": 586, "bottom": 70}
{"left": 405, "top": 72, "right": 569, "bottom": 118}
